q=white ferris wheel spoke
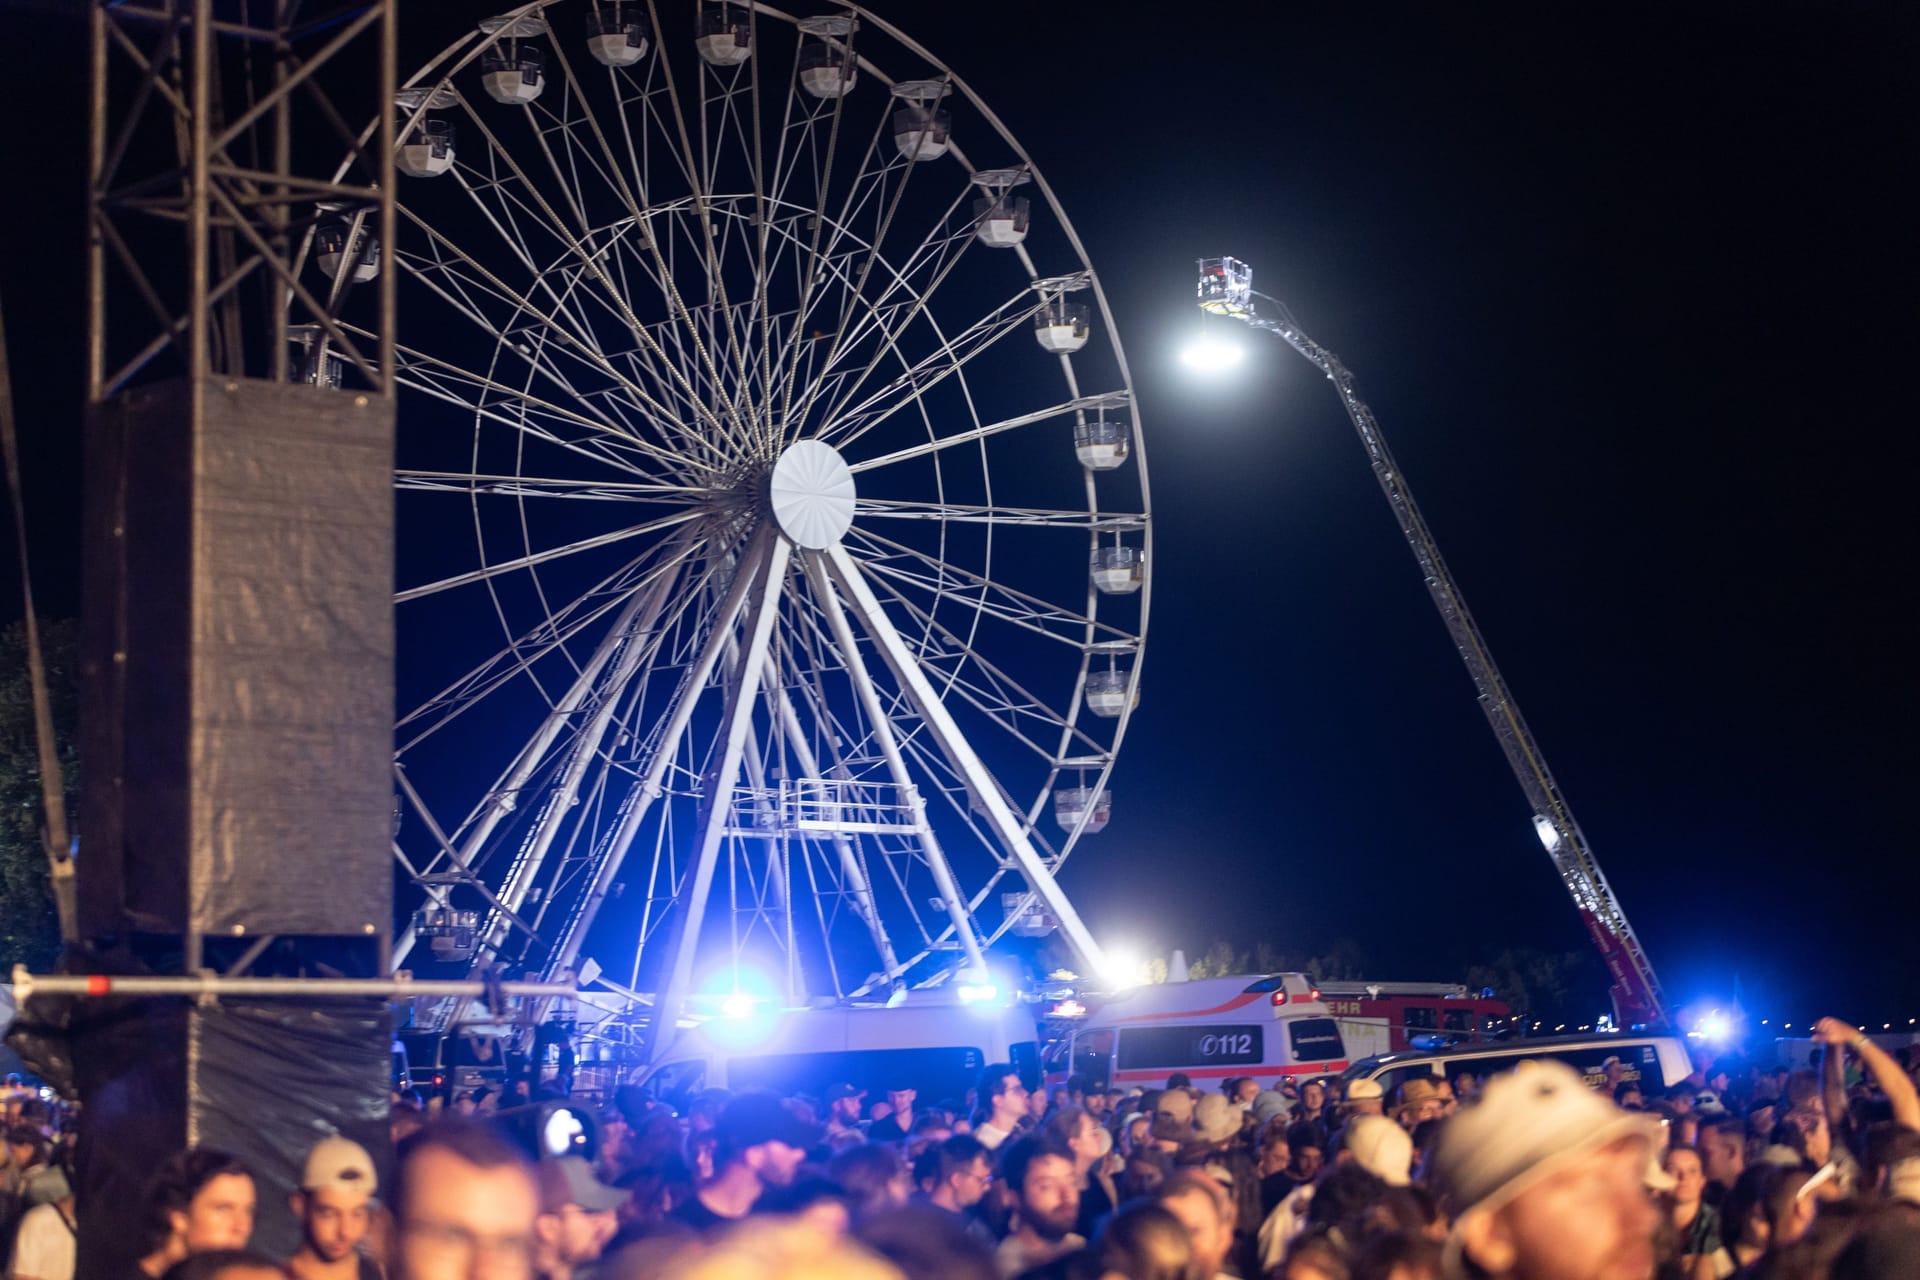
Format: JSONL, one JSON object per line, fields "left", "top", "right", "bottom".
{"left": 396, "top": 507, "right": 704, "bottom": 603}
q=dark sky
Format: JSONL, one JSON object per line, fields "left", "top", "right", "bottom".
{"left": 4, "top": 2, "right": 1916, "bottom": 1027}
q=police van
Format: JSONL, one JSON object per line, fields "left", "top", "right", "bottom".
{"left": 1338, "top": 1032, "right": 1692, "bottom": 1099}
{"left": 638, "top": 995, "right": 1041, "bottom": 1110}
{"left": 1047, "top": 973, "right": 1350, "bottom": 1089}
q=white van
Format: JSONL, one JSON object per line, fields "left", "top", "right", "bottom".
{"left": 1338, "top": 1033, "right": 1692, "bottom": 1098}
{"left": 639, "top": 996, "right": 1041, "bottom": 1111}
{"left": 1047, "top": 973, "right": 1350, "bottom": 1090}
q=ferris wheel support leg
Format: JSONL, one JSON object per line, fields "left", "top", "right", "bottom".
{"left": 820, "top": 545, "right": 1111, "bottom": 981}
{"left": 465, "top": 576, "right": 680, "bottom": 979}
{"left": 802, "top": 551, "right": 992, "bottom": 985}
{"left": 538, "top": 525, "right": 775, "bottom": 990}
{"left": 763, "top": 666, "right": 905, "bottom": 986}
{"left": 648, "top": 535, "right": 792, "bottom": 1061}
{"left": 393, "top": 572, "right": 669, "bottom": 969}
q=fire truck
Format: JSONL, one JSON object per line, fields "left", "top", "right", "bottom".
{"left": 1315, "top": 980, "right": 1513, "bottom": 1060}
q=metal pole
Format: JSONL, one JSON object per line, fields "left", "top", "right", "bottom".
{"left": 11, "top": 965, "right": 576, "bottom": 1002}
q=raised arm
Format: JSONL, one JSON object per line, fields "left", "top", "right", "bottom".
{"left": 1813, "top": 1016, "right": 1920, "bottom": 1132}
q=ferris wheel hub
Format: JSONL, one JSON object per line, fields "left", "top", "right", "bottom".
{"left": 768, "top": 439, "right": 856, "bottom": 549}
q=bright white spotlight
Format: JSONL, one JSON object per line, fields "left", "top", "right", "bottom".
{"left": 1180, "top": 334, "right": 1245, "bottom": 373}
{"left": 720, "top": 991, "right": 755, "bottom": 1019}
{"left": 1101, "top": 948, "right": 1143, "bottom": 989}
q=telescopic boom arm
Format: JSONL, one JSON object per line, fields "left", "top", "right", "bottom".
{"left": 1197, "top": 256, "right": 1665, "bottom": 1028}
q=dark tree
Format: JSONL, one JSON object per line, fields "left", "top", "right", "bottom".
{"left": 0, "top": 618, "right": 77, "bottom": 973}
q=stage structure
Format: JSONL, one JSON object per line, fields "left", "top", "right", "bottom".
{"left": 55, "top": 1, "right": 401, "bottom": 1271}
{"left": 320, "top": 1, "right": 1152, "bottom": 1060}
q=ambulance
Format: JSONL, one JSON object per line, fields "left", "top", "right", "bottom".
{"left": 1047, "top": 972, "right": 1350, "bottom": 1089}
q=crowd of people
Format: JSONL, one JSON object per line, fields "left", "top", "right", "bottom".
{"left": 7, "top": 1014, "right": 1920, "bottom": 1280}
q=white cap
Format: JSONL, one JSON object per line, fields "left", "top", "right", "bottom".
{"left": 302, "top": 1135, "right": 378, "bottom": 1195}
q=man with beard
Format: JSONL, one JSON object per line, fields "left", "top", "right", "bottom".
{"left": 991, "top": 1138, "right": 1081, "bottom": 1279}
{"left": 1429, "top": 1060, "right": 1660, "bottom": 1280}
{"left": 668, "top": 1092, "right": 819, "bottom": 1234}
{"left": 287, "top": 1138, "right": 381, "bottom": 1280}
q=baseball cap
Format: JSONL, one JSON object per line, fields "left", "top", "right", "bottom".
{"left": 1193, "top": 1094, "right": 1241, "bottom": 1146}
{"left": 537, "top": 1155, "right": 626, "bottom": 1214}
{"left": 715, "top": 1091, "right": 823, "bottom": 1154}
{"left": 1346, "top": 1079, "right": 1385, "bottom": 1102}
{"left": 825, "top": 1082, "right": 865, "bottom": 1103}
{"left": 1345, "top": 1115, "right": 1413, "bottom": 1186}
{"left": 1429, "top": 1060, "right": 1659, "bottom": 1218}
{"left": 1251, "top": 1090, "right": 1293, "bottom": 1125}
{"left": 301, "top": 1135, "right": 378, "bottom": 1196}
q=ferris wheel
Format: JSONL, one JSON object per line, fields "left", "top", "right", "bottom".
{"left": 318, "top": 0, "right": 1149, "bottom": 1036}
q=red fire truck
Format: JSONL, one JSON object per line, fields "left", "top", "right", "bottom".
{"left": 1316, "top": 981, "right": 1514, "bottom": 1059}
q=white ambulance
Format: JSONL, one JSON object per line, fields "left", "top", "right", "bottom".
{"left": 637, "top": 994, "right": 1041, "bottom": 1111}
{"left": 1048, "top": 972, "right": 1350, "bottom": 1089}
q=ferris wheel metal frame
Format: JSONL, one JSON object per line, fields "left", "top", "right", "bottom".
{"left": 309, "top": 0, "right": 1151, "bottom": 1047}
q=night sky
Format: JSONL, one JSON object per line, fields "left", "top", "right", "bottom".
{"left": 3, "top": 3, "right": 1916, "bottom": 1027}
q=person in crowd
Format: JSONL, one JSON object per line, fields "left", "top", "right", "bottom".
{"left": 532, "top": 1157, "right": 623, "bottom": 1280}
{"left": 287, "top": 1136, "right": 381, "bottom": 1280}
{"left": 1658, "top": 1145, "right": 1724, "bottom": 1278}
{"left": 1180, "top": 1095, "right": 1260, "bottom": 1254}
{"left": 855, "top": 1206, "right": 997, "bottom": 1280}
{"left": 1257, "top": 1120, "right": 1295, "bottom": 1215}
{"left": 827, "top": 1144, "right": 912, "bottom": 1222}
{"left": 669, "top": 1092, "right": 817, "bottom": 1233}
{"left": 1428, "top": 1060, "right": 1660, "bottom": 1280}
{"left": 7, "top": 1161, "right": 74, "bottom": 1280}
{"left": 1258, "top": 1117, "right": 1412, "bottom": 1272}
{"left": 1085, "top": 1202, "right": 1198, "bottom": 1280}
{"left": 1043, "top": 1108, "right": 1116, "bottom": 1239}
{"left": 1295, "top": 1081, "right": 1331, "bottom": 1143}
{"left": 1275, "top": 1122, "right": 1325, "bottom": 1199}
{"left": 825, "top": 1085, "right": 869, "bottom": 1143}
{"left": 973, "top": 1067, "right": 1031, "bottom": 1153}
{"left": 1393, "top": 1081, "right": 1441, "bottom": 1134}
{"left": 136, "top": 1150, "right": 259, "bottom": 1280}
{"left": 1156, "top": 1089, "right": 1196, "bottom": 1132}
{"left": 1705, "top": 1161, "right": 1816, "bottom": 1276}
{"left": 1615, "top": 1082, "right": 1646, "bottom": 1111}
{"left": 392, "top": 1120, "right": 539, "bottom": 1280}
{"left": 1154, "top": 1171, "right": 1236, "bottom": 1280}
{"left": 991, "top": 1137, "right": 1082, "bottom": 1278}
{"left": 1696, "top": 1118, "right": 1746, "bottom": 1208}
{"left": 1227, "top": 1078, "right": 1262, "bottom": 1110}
{"left": 1344, "top": 1080, "right": 1385, "bottom": 1121}
{"left": 867, "top": 1087, "right": 920, "bottom": 1144}
{"left": 160, "top": 1250, "right": 291, "bottom": 1280}
{"left": 910, "top": 1135, "right": 995, "bottom": 1243}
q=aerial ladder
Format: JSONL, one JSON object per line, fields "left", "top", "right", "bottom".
{"left": 1197, "top": 257, "right": 1666, "bottom": 1029}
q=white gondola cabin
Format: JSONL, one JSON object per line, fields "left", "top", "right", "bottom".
{"left": 971, "top": 168, "right": 1032, "bottom": 247}
{"left": 1091, "top": 545, "right": 1145, "bottom": 595}
{"left": 1074, "top": 416, "right": 1130, "bottom": 471}
{"left": 316, "top": 222, "right": 378, "bottom": 283}
{"left": 395, "top": 88, "right": 458, "bottom": 177}
{"left": 797, "top": 16, "right": 856, "bottom": 97}
{"left": 413, "top": 907, "right": 481, "bottom": 962}
{"left": 288, "top": 325, "right": 345, "bottom": 389}
{"left": 891, "top": 80, "right": 951, "bottom": 160}
{"left": 1084, "top": 669, "right": 1137, "bottom": 718}
{"left": 478, "top": 12, "right": 548, "bottom": 105}
{"left": 1054, "top": 787, "right": 1111, "bottom": 834}
{"left": 586, "top": 10, "right": 650, "bottom": 66}
{"left": 695, "top": 2, "right": 751, "bottom": 66}
{"left": 1035, "top": 299, "right": 1090, "bottom": 353}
